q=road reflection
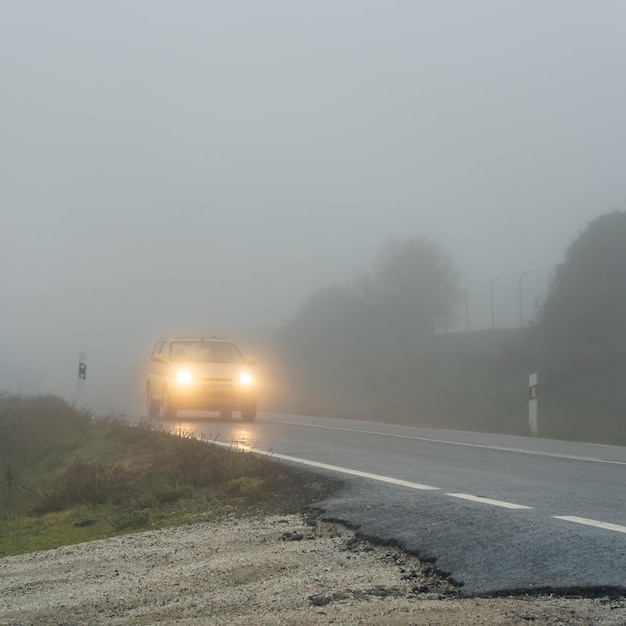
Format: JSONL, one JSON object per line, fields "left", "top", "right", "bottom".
{"left": 224, "top": 428, "right": 256, "bottom": 452}
{"left": 167, "top": 411, "right": 260, "bottom": 452}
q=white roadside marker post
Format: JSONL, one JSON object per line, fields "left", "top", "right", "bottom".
{"left": 529, "top": 372, "right": 538, "bottom": 436}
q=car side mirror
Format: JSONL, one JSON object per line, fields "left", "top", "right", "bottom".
{"left": 152, "top": 354, "right": 167, "bottom": 364}
{"left": 245, "top": 356, "right": 257, "bottom": 366}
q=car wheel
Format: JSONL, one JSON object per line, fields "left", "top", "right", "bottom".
{"left": 241, "top": 400, "right": 257, "bottom": 422}
{"left": 162, "top": 388, "right": 177, "bottom": 420}
{"left": 147, "top": 386, "right": 160, "bottom": 419}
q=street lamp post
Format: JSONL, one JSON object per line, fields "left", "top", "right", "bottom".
{"left": 465, "top": 281, "right": 474, "bottom": 332}
{"left": 519, "top": 270, "right": 529, "bottom": 328}
{"left": 490, "top": 276, "right": 500, "bottom": 330}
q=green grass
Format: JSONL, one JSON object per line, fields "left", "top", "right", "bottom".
{"left": 0, "top": 394, "right": 336, "bottom": 558}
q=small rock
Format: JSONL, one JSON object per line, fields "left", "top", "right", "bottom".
{"left": 309, "top": 594, "right": 332, "bottom": 606}
{"left": 73, "top": 519, "right": 97, "bottom": 528}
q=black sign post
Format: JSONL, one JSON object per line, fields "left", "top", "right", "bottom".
{"left": 75, "top": 352, "right": 87, "bottom": 406}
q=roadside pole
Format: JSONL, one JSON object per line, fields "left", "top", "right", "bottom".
{"left": 529, "top": 372, "right": 538, "bottom": 436}
{"left": 75, "top": 351, "right": 87, "bottom": 406}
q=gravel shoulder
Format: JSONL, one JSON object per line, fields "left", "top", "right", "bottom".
{"left": 2, "top": 513, "right": 625, "bottom": 625}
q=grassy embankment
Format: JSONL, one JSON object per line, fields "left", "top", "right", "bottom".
{"left": 0, "top": 394, "right": 334, "bottom": 558}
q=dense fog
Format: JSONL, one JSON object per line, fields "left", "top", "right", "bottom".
{"left": 2, "top": 1, "right": 625, "bottom": 415}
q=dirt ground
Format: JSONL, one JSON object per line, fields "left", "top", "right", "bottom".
{"left": 1, "top": 513, "right": 625, "bottom": 625}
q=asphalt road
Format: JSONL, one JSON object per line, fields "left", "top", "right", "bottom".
{"left": 168, "top": 411, "right": 626, "bottom": 596}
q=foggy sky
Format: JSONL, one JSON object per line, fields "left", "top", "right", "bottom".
{"left": 2, "top": 1, "right": 625, "bottom": 409}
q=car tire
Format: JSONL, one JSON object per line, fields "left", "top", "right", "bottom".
{"left": 147, "top": 386, "right": 160, "bottom": 419}
{"left": 162, "top": 389, "right": 177, "bottom": 420}
{"left": 241, "top": 400, "right": 257, "bottom": 422}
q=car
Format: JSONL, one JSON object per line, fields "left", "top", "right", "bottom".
{"left": 146, "top": 333, "right": 257, "bottom": 421}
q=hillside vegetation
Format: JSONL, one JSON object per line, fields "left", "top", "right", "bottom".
{"left": 262, "top": 212, "right": 626, "bottom": 446}
{"left": 0, "top": 394, "right": 333, "bottom": 557}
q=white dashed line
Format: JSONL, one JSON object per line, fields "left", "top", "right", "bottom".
{"left": 212, "top": 441, "right": 439, "bottom": 491}
{"left": 553, "top": 516, "right": 626, "bottom": 534}
{"left": 445, "top": 493, "right": 532, "bottom": 509}
{"left": 213, "top": 441, "right": 626, "bottom": 532}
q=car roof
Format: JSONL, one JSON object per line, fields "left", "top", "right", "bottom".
{"left": 160, "top": 333, "right": 234, "bottom": 343}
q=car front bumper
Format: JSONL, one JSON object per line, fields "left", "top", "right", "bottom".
{"left": 169, "top": 380, "right": 256, "bottom": 410}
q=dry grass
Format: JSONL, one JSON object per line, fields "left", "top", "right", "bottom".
{"left": 0, "top": 394, "right": 337, "bottom": 557}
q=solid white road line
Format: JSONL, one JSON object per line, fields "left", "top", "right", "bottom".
{"left": 445, "top": 493, "right": 532, "bottom": 509}
{"left": 271, "top": 418, "right": 626, "bottom": 466}
{"left": 212, "top": 441, "right": 438, "bottom": 491}
{"left": 553, "top": 516, "right": 626, "bottom": 534}
{"left": 212, "top": 432, "right": 626, "bottom": 531}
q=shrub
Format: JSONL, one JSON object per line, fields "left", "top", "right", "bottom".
{"left": 33, "top": 459, "right": 135, "bottom": 514}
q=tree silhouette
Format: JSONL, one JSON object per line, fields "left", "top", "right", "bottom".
{"left": 359, "top": 237, "right": 463, "bottom": 344}
{"left": 537, "top": 210, "right": 626, "bottom": 369}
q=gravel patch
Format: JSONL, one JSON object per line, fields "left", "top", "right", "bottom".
{"left": 1, "top": 513, "right": 625, "bottom": 625}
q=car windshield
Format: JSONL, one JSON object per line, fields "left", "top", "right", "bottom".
{"left": 169, "top": 341, "right": 243, "bottom": 364}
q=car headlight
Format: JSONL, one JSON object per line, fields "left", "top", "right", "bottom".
{"left": 176, "top": 370, "right": 193, "bottom": 384}
{"left": 239, "top": 372, "right": 252, "bottom": 385}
